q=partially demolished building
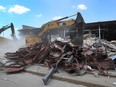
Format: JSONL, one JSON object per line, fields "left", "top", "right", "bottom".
{"left": 19, "top": 20, "right": 116, "bottom": 41}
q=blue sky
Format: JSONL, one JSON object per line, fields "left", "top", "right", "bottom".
{"left": 0, "top": 0, "right": 116, "bottom": 39}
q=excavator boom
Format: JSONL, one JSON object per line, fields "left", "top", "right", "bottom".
{"left": 0, "top": 23, "right": 17, "bottom": 40}
{"left": 54, "top": 14, "right": 77, "bottom": 22}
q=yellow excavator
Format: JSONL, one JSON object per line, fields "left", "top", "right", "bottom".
{"left": 0, "top": 23, "right": 17, "bottom": 44}
{"left": 26, "top": 12, "right": 85, "bottom": 46}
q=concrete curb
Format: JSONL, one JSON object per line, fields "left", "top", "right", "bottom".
{"left": 25, "top": 70, "right": 108, "bottom": 87}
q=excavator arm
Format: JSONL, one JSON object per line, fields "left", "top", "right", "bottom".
{"left": 0, "top": 23, "right": 17, "bottom": 40}
{"left": 25, "top": 12, "right": 85, "bottom": 46}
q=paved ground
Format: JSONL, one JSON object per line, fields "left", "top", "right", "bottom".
{"left": 0, "top": 72, "right": 86, "bottom": 87}
{"left": 25, "top": 64, "right": 116, "bottom": 87}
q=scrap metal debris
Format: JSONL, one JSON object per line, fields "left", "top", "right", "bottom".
{"left": 0, "top": 36, "right": 116, "bottom": 85}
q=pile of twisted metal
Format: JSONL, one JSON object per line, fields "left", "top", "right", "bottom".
{"left": 0, "top": 35, "right": 116, "bottom": 85}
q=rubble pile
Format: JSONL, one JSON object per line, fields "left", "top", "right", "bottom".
{"left": 1, "top": 38, "right": 115, "bottom": 72}
{"left": 3, "top": 43, "right": 49, "bottom": 72}
{"left": 0, "top": 36, "right": 116, "bottom": 84}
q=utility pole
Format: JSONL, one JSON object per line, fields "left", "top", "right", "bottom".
{"left": 98, "top": 23, "right": 101, "bottom": 39}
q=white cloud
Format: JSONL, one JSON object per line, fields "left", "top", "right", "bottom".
{"left": 73, "top": 4, "right": 87, "bottom": 10}
{"left": 36, "top": 14, "right": 42, "bottom": 18}
{"left": 53, "top": 16, "right": 62, "bottom": 20}
{"left": 8, "top": 5, "right": 30, "bottom": 14}
{"left": 77, "top": 4, "right": 87, "bottom": 10}
{"left": 0, "top": 6, "right": 6, "bottom": 11}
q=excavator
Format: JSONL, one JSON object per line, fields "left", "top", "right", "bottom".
{"left": 26, "top": 12, "right": 85, "bottom": 46}
{"left": 0, "top": 23, "right": 17, "bottom": 44}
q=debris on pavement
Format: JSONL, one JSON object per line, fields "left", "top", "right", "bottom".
{"left": 0, "top": 35, "right": 116, "bottom": 85}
